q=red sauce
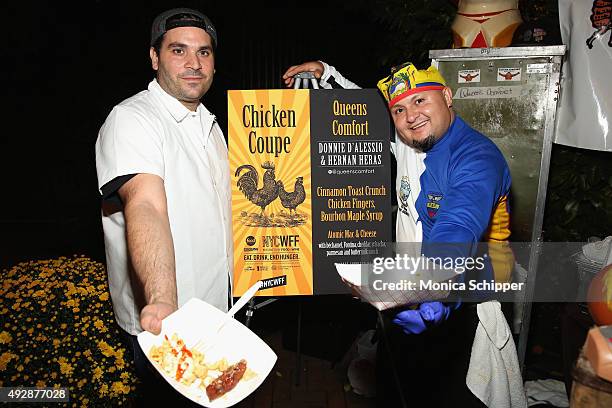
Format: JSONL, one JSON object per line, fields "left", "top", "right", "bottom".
{"left": 176, "top": 355, "right": 190, "bottom": 381}
{"left": 174, "top": 345, "right": 192, "bottom": 381}
{"left": 176, "top": 361, "right": 188, "bottom": 381}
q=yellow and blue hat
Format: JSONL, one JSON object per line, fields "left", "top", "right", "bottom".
{"left": 377, "top": 62, "right": 447, "bottom": 107}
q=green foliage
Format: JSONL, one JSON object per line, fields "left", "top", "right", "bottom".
{"left": 519, "top": 0, "right": 558, "bottom": 23}
{"left": 349, "top": 0, "right": 456, "bottom": 69}
{"left": 543, "top": 145, "right": 612, "bottom": 241}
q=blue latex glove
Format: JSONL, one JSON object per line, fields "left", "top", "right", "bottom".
{"left": 392, "top": 302, "right": 453, "bottom": 334}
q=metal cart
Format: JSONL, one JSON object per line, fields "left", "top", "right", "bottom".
{"left": 430, "top": 45, "right": 566, "bottom": 369}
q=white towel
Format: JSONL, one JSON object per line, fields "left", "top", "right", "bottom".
{"left": 466, "top": 301, "right": 528, "bottom": 408}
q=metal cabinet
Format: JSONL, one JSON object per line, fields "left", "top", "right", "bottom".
{"left": 430, "top": 46, "right": 566, "bottom": 368}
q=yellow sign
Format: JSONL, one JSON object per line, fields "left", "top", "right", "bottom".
{"left": 228, "top": 89, "right": 313, "bottom": 296}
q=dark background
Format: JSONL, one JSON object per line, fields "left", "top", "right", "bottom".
{"left": 2, "top": 0, "right": 611, "bottom": 386}
{"left": 6, "top": 0, "right": 601, "bottom": 268}
{"left": 2, "top": 0, "right": 392, "bottom": 267}
{"left": 309, "top": 89, "right": 393, "bottom": 294}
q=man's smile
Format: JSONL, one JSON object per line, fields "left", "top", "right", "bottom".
{"left": 411, "top": 120, "right": 429, "bottom": 131}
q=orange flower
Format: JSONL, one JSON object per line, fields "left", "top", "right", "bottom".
{"left": 93, "top": 319, "right": 104, "bottom": 330}
{"left": 110, "top": 381, "right": 131, "bottom": 396}
{"left": 98, "top": 340, "right": 115, "bottom": 358}
{"left": 0, "top": 331, "right": 12, "bottom": 344}
{"left": 32, "top": 289, "right": 46, "bottom": 298}
{"left": 92, "top": 366, "right": 103, "bottom": 381}
{"left": 0, "top": 352, "right": 18, "bottom": 371}
{"left": 115, "top": 358, "right": 125, "bottom": 369}
{"left": 58, "top": 357, "right": 74, "bottom": 376}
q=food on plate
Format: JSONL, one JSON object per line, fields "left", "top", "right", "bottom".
{"left": 148, "top": 333, "right": 256, "bottom": 400}
{"left": 149, "top": 333, "right": 208, "bottom": 385}
{"left": 206, "top": 359, "right": 247, "bottom": 401}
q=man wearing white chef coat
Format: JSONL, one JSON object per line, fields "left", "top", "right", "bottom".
{"left": 96, "top": 8, "right": 231, "bottom": 405}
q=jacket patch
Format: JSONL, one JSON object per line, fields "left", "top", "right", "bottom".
{"left": 400, "top": 176, "right": 411, "bottom": 205}
{"left": 426, "top": 192, "right": 443, "bottom": 217}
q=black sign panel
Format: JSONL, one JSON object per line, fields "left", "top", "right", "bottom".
{"left": 310, "top": 89, "right": 392, "bottom": 294}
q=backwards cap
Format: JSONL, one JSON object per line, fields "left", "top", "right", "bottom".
{"left": 377, "top": 62, "right": 446, "bottom": 107}
{"left": 151, "top": 8, "right": 217, "bottom": 48}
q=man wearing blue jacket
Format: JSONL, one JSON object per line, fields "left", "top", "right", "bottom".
{"left": 284, "top": 61, "right": 513, "bottom": 407}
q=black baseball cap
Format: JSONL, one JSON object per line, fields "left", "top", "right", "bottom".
{"left": 150, "top": 8, "right": 217, "bottom": 48}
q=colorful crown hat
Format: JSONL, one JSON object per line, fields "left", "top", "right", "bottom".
{"left": 377, "top": 62, "right": 447, "bottom": 107}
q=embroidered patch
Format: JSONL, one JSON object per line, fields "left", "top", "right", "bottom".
{"left": 399, "top": 176, "right": 411, "bottom": 210}
{"left": 426, "top": 192, "right": 443, "bottom": 217}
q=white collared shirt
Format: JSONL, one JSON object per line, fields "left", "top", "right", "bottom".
{"left": 96, "top": 79, "right": 232, "bottom": 335}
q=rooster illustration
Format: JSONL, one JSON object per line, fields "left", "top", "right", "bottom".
{"left": 235, "top": 161, "right": 278, "bottom": 216}
{"left": 277, "top": 176, "right": 306, "bottom": 215}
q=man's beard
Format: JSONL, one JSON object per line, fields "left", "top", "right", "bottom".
{"left": 410, "top": 134, "right": 437, "bottom": 152}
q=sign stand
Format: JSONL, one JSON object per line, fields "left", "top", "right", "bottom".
{"left": 244, "top": 296, "right": 303, "bottom": 385}
{"left": 293, "top": 71, "right": 320, "bottom": 89}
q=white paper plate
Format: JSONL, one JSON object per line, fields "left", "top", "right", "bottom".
{"left": 334, "top": 263, "right": 364, "bottom": 286}
{"left": 137, "top": 298, "right": 277, "bottom": 407}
